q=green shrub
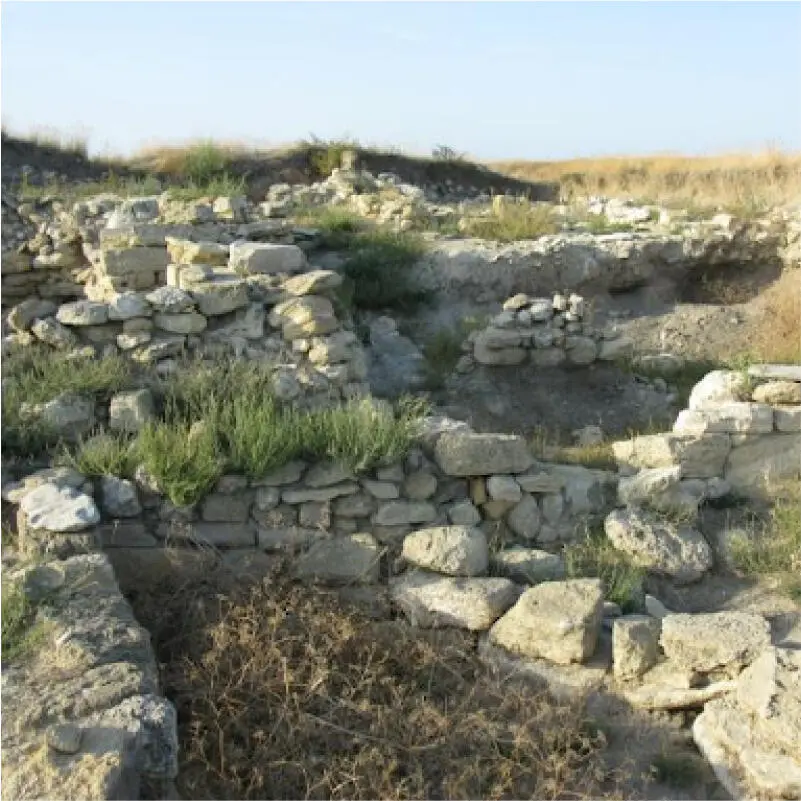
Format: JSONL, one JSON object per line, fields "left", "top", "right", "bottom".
{"left": 583, "top": 213, "right": 636, "bottom": 235}
{"left": 341, "top": 230, "right": 428, "bottom": 311}
{"left": 564, "top": 528, "right": 645, "bottom": 612}
{"left": 58, "top": 433, "right": 139, "bottom": 479}
{"left": 304, "top": 397, "right": 429, "bottom": 473}
{"left": 303, "top": 136, "right": 361, "bottom": 178}
{"left": 167, "top": 173, "right": 247, "bottom": 201}
{"left": 216, "top": 393, "right": 303, "bottom": 480}
{"left": 460, "top": 203, "right": 559, "bottom": 241}
{"left": 1, "top": 346, "right": 132, "bottom": 458}
{"left": 431, "top": 144, "right": 466, "bottom": 162}
{"left": 137, "top": 419, "right": 225, "bottom": 507}
{"left": 178, "top": 142, "right": 232, "bottom": 184}
{"left": 293, "top": 205, "right": 368, "bottom": 249}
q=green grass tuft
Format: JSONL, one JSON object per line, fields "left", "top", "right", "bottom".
{"left": 1, "top": 579, "right": 49, "bottom": 664}
{"left": 728, "top": 484, "right": 801, "bottom": 600}
{"left": 564, "top": 527, "right": 645, "bottom": 612}
{"left": 137, "top": 419, "right": 225, "bottom": 508}
{"left": 460, "top": 203, "right": 559, "bottom": 241}
{"left": 58, "top": 433, "right": 139, "bottom": 479}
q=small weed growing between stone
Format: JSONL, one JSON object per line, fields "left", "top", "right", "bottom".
{"left": 58, "top": 433, "right": 139, "bottom": 479}
{"left": 564, "top": 528, "right": 645, "bottom": 612}
{"left": 1, "top": 579, "right": 48, "bottom": 664}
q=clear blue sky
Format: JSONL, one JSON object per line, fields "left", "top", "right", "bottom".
{"left": 2, "top": 1, "right": 800, "bottom": 161}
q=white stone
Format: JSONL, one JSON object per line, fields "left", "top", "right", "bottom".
{"left": 402, "top": 525, "right": 488, "bottom": 576}
{"left": 688, "top": 370, "right": 752, "bottom": 409}
{"left": 20, "top": 484, "right": 100, "bottom": 532}
{"left": 488, "top": 579, "right": 604, "bottom": 665}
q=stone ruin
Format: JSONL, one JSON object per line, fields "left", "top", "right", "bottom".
{"left": 464, "top": 291, "right": 632, "bottom": 370}
{"left": 3, "top": 168, "right": 801, "bottom": 800}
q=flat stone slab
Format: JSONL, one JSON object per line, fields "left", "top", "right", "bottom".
{"left": 748, "top": 364, "right": 801, "bottom": 382}
{"left": 390, "top": 571, "right": 520, "bottom": 630}
{"left": 401, "top": 526, "right": 489, "bottom": 576}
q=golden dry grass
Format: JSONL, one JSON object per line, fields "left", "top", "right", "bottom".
{"left": 491, "top": 151, "right": 801, "bottom": 210}
{"left": 748, "top": 270, "right": 801, "bottom": 364}
{"left": 129, "top": 563, "right": 634, "bottom": 800}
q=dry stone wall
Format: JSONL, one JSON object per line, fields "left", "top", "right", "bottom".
{"left": 464, "top": 291, "right": 632, "bottom": 370}
{"left": 0, "top": 552, "right": 178, "bottom": 801}
{"left": 5, "top": 426, "right": 617, "bottom": 563}
{"left": 614, "top": 364, "right": 801, "bottom": 499}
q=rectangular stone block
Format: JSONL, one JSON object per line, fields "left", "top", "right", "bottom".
{"left": 674, "top": 403, "right": 774, "bottom": 435}
{"left": 159, "top": 521, "right": 256, "bottom": 547}
{"left": 100, "top": 247, "right": 170, "bottom": 276}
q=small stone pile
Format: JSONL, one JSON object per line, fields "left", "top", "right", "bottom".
{"left": 464, "top": 292, "right": 633, "bottom": 370}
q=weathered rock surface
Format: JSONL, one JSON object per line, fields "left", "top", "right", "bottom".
{"left": 389, "top": 571, "right": 519, "bottom": 630}
{"left": 488, "top": 579, "right": 604, "bottom": 665}
{"left": 693, "top": 647, "right": 801, "bottom": 800}
{"left": 401, "top": 525, "right": 489, "bottom": 576}
{"left": 19, "top": 483, "right": 100, "bottom": 533}
{"left": 434, "top": 432, "right": 534, "bottom": 476}
{"left": 660, "top": 612, "right": 771, "bottom": 676}
{"left": 604, "top": 508, "right": 713, "bottom": 584}
{"left": 294, "top": 533, "right": 381, "bottom": 584}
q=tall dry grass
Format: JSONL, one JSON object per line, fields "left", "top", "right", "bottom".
{"left": 491, "top": 151, "right": 801, "bottom": 210}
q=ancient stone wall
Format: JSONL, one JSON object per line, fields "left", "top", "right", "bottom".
{"left": 614, "top": 364, "right": 801, "bottom": 500}
{"left": 463, "top": 291, "right": 632, "bottom": 371}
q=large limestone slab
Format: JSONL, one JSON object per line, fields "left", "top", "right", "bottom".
{"left": 100, "top": 246, "right": 170, "bottom": 276}
{"left": 724, "top": 433, "right": 801, "bottom": 498}
{"left": 604, "top": 508, "right": 713, "bottom": 584}
{"left": 752, "top": 380, "right": 801, "bottom": 405}
{"left": 612, "top": 433, "right": 731, "bottom": 478}
{"left": 660, "top": 612, "right": 770, "bottom": 675}
{"left": 389, "top": 571, "right": 519, "bottom": 630}
{"left": 434, "top": 432, "right": 534, "bottom": 476}
{"left": 56, "top": 301, "right": 109, "bottom": 326}
{"left": 188, "top": 274, "right": 249, "bottom": 316}
{"left": 401, "top": 526, "right": 488, "bottom": 576}
{"left": 229, "top": 242, "right": 306, "bottom": 274}
{"left": 165, "top": 237, "right": 229, "bottom": 265}
{"left": 748, "top": 363, "right": 801, "bottom": 382}
{"left": 490, "top": 547, "right": 566, "bottom": 583}
{"left": 488, "top": 579, "right": 604, "bottom": 665}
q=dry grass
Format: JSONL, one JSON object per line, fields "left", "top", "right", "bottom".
{"left": 129, "top": 565, "right": 633, "bottom": 800}
{"left": 748, "top": 270, "right": 801, "bottom": 364}
{"left": 492, "top": 151, "right": 801, "bottom": 210}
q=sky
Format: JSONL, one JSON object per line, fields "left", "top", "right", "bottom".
{"left": 2, "top": 1, "right": 800, "bottom": 161}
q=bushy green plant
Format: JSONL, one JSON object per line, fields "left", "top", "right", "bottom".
{"left": 1, "top": 346, "right": 133, "bottom": 458}
{"left": 305, "top": 396, "right": 429, "bottom": 473}
{"left": 341, "top": 230, "right": 428, "bottom": 311}
{"left": 58, "top": 433, "right": 139, "bottom": 479}
{"left": 178, "top": 142, "right": 231, "bottom": 184}
{"left": 137, "top": 419, "right": 225, "bottom": 507}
